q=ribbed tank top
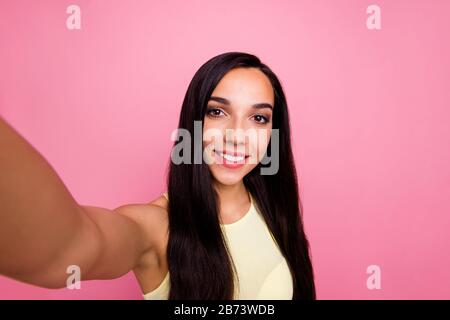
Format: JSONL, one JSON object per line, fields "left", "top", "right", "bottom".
{"left": 142, "top": 191, "right": 294, "bottom": 300}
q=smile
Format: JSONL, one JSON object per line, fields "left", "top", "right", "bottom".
{"left": 216, "top": 151, "right": 245, "bottom": 162}
{"left": 213, "top": 149, "right": 249, "bottom": 168}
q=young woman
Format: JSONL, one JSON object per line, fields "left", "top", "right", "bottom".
{"left": 0, "top": 52, "right": 316, "bottom": 300}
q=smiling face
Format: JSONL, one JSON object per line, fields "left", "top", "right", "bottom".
{"left": 202, "top": 67, "right": 275, "bottom": 186}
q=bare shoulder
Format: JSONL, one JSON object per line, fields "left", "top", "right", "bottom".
{"left": 114, "top": 195, "right": 168, "bottom": 225}
{"left": 113, "top": 195, "right": 169, "bottom": 253}
{"left": 148, "top": 193, "right": 168, "bottom": 210}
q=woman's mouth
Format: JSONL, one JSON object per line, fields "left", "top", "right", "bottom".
{"left": 213, "top": 149, "right": 249, "bottom": 169}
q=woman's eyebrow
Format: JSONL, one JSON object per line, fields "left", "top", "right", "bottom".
{"left": 209, "top": 96, "right": 273, "bottom": 110}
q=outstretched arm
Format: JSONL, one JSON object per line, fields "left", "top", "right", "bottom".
{"left": 0, "top": 116, "right": 154, "bottom": 288}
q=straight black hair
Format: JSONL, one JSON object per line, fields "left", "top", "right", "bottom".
{"left": 167, "top": 52, "right": 316, "bottom": 299}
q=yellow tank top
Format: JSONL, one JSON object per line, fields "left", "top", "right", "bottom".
{"left": 142, "top": 191, "right": 294, "bottom": 300}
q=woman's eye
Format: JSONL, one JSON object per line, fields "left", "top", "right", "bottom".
{"left": 253, "top": 114, "right": 270, "bottom": 124}
{"left": 206, "top": 108, "right": 270, "bottom": 124}
{"left": 206, "top": 108, "right": 224, "bottom": 117}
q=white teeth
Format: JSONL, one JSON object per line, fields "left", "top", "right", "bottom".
{"left": 217, "top": 151, "right": 244, "bottom": 162}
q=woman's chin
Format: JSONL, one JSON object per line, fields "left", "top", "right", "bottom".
{"left": 210, "top": 167, "right": 248, "bottom": 186}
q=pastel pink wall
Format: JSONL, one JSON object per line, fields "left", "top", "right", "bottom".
{"left": 0, "top": 0, "right": 449, "bottom": 299}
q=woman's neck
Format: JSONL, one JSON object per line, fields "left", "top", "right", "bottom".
{"left": 213, "top": 180, "right": 251, "bottom": 220}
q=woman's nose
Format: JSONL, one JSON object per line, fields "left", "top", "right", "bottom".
{"left": 224, "top": 117, "right": 247, "bottom": 146}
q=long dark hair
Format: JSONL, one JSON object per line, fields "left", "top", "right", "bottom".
{"left": 167, "top": 52, "right": 316, "bottom": 299}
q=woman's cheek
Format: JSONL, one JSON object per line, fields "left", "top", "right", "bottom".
{"left": 254, "top": 129, "right": 271, "bottom": 163}
{"left": 202, "top": 141, "right": 215, "bottom": 164}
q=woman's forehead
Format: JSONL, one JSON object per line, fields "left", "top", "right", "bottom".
{"left": 210, "top": 68, "right": 274, "bottom": 107}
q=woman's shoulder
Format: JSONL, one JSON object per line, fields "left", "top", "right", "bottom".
{"left": 134, "top": 194, "right": 170, "bottom": 266}
{"left": 119, "top": 193, "right": 169, "bottom": 253}
{"left": 148, "top": 192, "right": 168, "bottom": 211}
{"left": 143, "top": 193, "right": 169, "bottom": 233}
{"left": 129, "top": 194, "right": 170, "bottom": 288}
{"left": 122, "top": 193, "right": 168, "bottom": 224}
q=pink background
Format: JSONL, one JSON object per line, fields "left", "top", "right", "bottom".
{"left": 1, "top": 0, "right": 449, "bottom": 299}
